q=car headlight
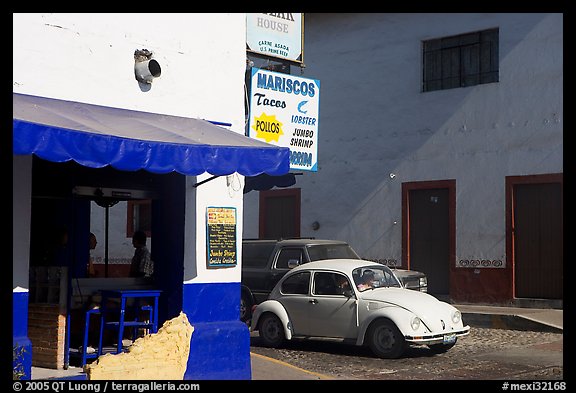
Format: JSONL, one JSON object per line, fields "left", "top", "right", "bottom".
{"left": 451, "top": 310, "right": 462, "bottom": 324}
{"left": 410, "top": 316, "right": 421, "bottom": 330}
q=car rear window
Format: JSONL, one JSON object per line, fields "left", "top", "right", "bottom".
{"left": 242, "top": 242, "right": 276, "bottom": 268}
{"left": 281, "top": 271, "right": 311, "bottom": 295}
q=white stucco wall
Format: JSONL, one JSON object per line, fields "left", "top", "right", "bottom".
{"left": 13, "top": 13, "right": 247, "bottom": 288}
{"left": 243, "top": 13, "right": 563, "bottom": 267}
{"left": 13, "top": 13, "right": 245, "bottom": 127}
{"left": 184, "top": 173, "right": 245, "bottom": 284}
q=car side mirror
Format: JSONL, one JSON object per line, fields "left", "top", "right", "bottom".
{"left": 287, "top": 259, "right": 300, "bottom": 269}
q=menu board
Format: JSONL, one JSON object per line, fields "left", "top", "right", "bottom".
{"left": 206, "top": 207, "right": 237, "bottom": 268}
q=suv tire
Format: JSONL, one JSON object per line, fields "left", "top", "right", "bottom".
{"left": 240, "top": 291, "right": 253, "bottom": 323}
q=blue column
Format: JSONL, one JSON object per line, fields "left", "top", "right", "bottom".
{"left": 13, "top": 290, "right": 32, "bottom": 380}
{"left": 182, "top": 282, "right": 251, "bottom": 380}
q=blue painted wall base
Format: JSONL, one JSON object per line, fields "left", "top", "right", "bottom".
{"left": 182, "top": 282, "right": 251, "bottom": 380}
{"left": 184, "top": 320, "right": 251, "bottom": 380}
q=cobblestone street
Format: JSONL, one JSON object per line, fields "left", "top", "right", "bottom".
{"left": 250, "top": 327, "right": 563, "bottom": 380}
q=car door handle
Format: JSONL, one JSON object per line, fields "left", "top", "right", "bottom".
{"left": 309, "top": 299, "right": 318, "bottom": 304}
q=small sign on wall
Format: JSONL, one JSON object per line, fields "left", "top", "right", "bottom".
{"left": 206, "top": 207, "right": 237, "bottom": 268}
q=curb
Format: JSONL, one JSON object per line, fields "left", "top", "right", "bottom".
{"left": 463, "top": 312, "right": 563, "bottom": 334}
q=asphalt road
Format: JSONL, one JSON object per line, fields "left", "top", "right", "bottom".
{"left": 249, "top": 326, "right": 563, "bottom": 380}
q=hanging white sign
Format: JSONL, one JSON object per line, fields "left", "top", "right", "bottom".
{"left": 246, "top": 13, "right": 304, "bottom": 64}
{"left": 248, "top": 67, "right": 320, "bottom": 172}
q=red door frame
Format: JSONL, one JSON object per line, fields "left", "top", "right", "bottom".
{"left": 401, "top": 179, "right": 456, "bottom": 292}
{"left": 401, "top": 179, "right": 456, "bottom": 270}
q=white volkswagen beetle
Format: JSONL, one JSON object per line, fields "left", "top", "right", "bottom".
{"left": 250, "top": 259, "right": 470, "bottom": 358}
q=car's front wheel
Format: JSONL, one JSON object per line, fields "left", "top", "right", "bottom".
{"left": 367, "top": 319, "right": 406, "bottom": 359}
{"left": 258, "top": 313, "right": 285, "bottom": 348}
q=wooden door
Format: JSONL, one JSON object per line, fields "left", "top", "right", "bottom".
{"left": 513, "top": 182, "right": 563, "bottom": 299}
{"left": 408, "top": 188, "right": 450, "bottom": 295}
{"left": 259, "top": 189, "right": 301, "bottom": 239}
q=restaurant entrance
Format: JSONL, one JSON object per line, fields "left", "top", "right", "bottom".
{"left": 27, "top": 158, "right": 185, "bottom": 369}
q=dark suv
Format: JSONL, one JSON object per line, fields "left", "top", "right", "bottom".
{"left": 240, "top": 238, "right": 427, "bottom": 322}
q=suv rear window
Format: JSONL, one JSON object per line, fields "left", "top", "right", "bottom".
{"left": 307, "top": 244, "right": 360, "bottom": 261}
{"left": 242, "top": 242, "right": 276, "bottom": 267}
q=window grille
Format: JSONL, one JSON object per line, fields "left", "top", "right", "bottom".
{"left": 423, "top": 28, "right": 499, "bottom": 92}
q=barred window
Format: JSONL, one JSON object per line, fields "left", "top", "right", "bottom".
{"left": 423, "top": 28, "right": 499, "bottom": 92}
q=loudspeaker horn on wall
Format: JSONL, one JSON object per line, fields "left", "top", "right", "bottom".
{"left": 134, "top": 49, "right": 161, "bottom": 84}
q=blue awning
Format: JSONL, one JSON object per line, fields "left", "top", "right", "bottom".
{"left": 13, "top": 93, "right": 290, "bottom": 177}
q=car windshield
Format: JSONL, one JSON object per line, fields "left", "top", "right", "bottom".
{"left": 352, "top": 266, "right": 402, "bottom": 291}
{"left": 307, "top": 244, "right": 360, "bottom": 261}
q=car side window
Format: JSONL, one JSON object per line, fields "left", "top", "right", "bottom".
{"left": 276, "top": 248, "right": 304, "bottom": 269}
{"left": 280, "top": 271, "right": 310, "bottom": 295}
{"left": 313, "top": 272, "right": 351, "bottom": 296}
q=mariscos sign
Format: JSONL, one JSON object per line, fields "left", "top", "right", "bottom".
{"left": 248, "top": 67, "right": 320, "bottom": 172}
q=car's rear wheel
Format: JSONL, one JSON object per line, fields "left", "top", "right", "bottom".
{"left": 258, "top": 313, "right": 285, "bottom": 348}
{"left": 367, "top": 319, "right": 406, "bottom": 359}
{"left": 428, "top": 340, "right": 457, "bottom": 354}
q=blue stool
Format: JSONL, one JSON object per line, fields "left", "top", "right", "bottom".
{"left": 97, "top": 290, "right": 161, "bottom": 356}
{"left": 80, "top": 308, "right": 101, "bottom": 367}
{"left": 133, "top": 304, "right": 154, "bottom": 339}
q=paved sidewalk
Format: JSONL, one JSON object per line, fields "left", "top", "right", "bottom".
{"left": 250, "top": 352, "right": 335, "bottom": 380}
{"left": 32, "top": 353, "right": 335, "bottom": 381}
